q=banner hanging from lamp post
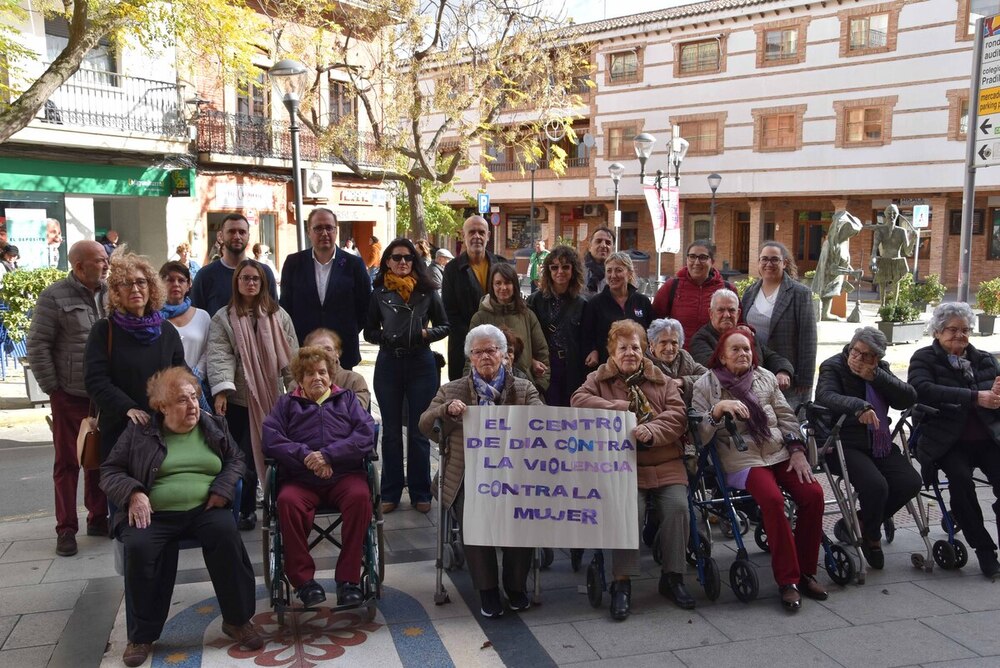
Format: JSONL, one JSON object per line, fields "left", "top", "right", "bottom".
{"left": 643, "top": 183, "right": 680, "bottom": 254}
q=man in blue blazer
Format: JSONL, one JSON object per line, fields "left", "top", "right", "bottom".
{"left": 279, "top": 208, "right": 371, "bottom": 369}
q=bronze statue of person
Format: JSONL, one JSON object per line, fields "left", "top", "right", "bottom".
{"left": 813, "top": 210, "right": 862, "bottom": 320}
{"left": 870, "top": 205, "right": 915, "bottom": 306}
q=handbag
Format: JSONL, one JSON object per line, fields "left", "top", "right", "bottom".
{"left": 77, "top": 320, "right": 111, "bottom": 471}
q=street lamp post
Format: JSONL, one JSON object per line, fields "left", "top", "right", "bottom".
{"left": 707, "top": 173, "right": 722, "bottom": 243}
{"left": 633, "top": 128, "right": 688, "bottom": 287}
{"left": 608, "top": 162, "right": 624, "bottom": 252}
{"left": 268, "top": 58, "right": 310, "bottom": 251}
{"left": 528, "top": 162, "right": 538, "bottom": 247}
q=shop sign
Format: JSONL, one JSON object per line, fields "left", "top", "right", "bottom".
{"left": 339, "top": 189, "right": 375, "bottom": 206}
{"left": 215, "top": 183, "right": 275, "bottom": 209}
{"left": 0, "top": 158, "right": 191, "bottom": 198}
{"left": 169, "top": 170, "right": 191, "bottom": 197}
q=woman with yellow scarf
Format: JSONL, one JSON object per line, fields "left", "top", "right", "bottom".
{"left": 364, "top": 238, "right": 450, "bottom": 514}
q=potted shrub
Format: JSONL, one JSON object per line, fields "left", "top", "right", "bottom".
{"left": 0, "top": 267, "right": 67, "bottom": 403}
{"left": 876, "top": 274, "right": 926, "bottom": 343}
{"left": 977, "top": 277, "right": 1000, "bottom": 336}
{"left": 912, "top": 274, "right": 946, "bottom": 312}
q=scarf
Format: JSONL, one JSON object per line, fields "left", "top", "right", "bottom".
{"left": 472, "top": 365, "right": 506, "bottom": 405}
{"left": 865, "top": 382, "right": 893, "bottom": 458}
{"left": 584, "top": 253, "right": 605, "bottom": 293}
{"left": 648, "top": 350, "right": 680, "bottom": 379}
{"left": 619, "top": 361, "right": 654, "bottom": 425}
{"left": 384, "top": 272, "right": 417, "bottom": 303}
{"left": 159, "top": 296, "right": 191, "bottom": 321}
{"left": 110, "top": 309, "right": 163, "bottom": 344}
{"left": 712, "top": 367, "right": 771, "bottom": 443}
{"left": 948, "top": 354, "right": 975, "bottom": 384}
{"left": 229, "top": 307, "right": 293, "bottom": 481}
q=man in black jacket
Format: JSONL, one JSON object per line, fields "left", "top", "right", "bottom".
{"left": 441, "top": 215, "right": 504, "bottom": 380}
{"left": 279, "top": 209, "right": 371, "bottom": 369}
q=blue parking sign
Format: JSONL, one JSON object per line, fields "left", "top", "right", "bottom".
{"left": 478, "top": 192, "right": 490, "bottom": 214}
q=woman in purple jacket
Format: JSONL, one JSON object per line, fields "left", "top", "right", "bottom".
{"left": 262, "top": 347, "right": 376, "bottom": 608}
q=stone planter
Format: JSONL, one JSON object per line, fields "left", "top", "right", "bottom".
{"left": 979, "top": 313, "right": 997, "bottom": 337}
{"left": 876, "top": 320, "right": 926, "bottom": 345}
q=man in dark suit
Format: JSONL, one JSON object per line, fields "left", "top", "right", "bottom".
{"left": 441, "top": 215, "right": 505, "bottom": 380}
{"left": 279, "top": 208, "right": 371, "bottom": 369}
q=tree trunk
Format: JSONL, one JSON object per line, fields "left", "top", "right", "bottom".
{"left": 0, "top": 4, "right": 99, "bottom": 143}
{"left": 405, "top": 179, "right": 427, "bottom": 239}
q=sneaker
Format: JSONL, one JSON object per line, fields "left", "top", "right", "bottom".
{"left": 296, "top": 580, "right": 326, "bottom": 607}
{"left": 507, "top": 590, "right": 531, "bottom": 611}
{"left": 237, "top": 512, "right": 257, "bottom": 531}
{"left": 336, "top": 581, "right": 364, "bottom": 606}
{"left": 56, "top": 533, "right": 77, "bottom": 557}
{"left": 479, "top": 588, "right": 504, "bottom": 618}
{"left": 122, "top": 642, "right": 152, "bottom": 667}
{"left": 222, "top": 621, "right": 264, "bottom": 651}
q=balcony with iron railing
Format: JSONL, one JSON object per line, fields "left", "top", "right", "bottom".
{"left": 195, "top": 110, "right": 386, "bottom": 168}
{"left": 36, "top": 65, "right": 187, "bottom": 137}
{"left": 485, "top": 153, "right": 590, "bottom": 180}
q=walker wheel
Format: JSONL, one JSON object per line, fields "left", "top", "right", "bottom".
{"left": 730, "top": 559, "right": 758, "bottom": 603}
{"left": 825, "top": 544, "right": 855, "bottom": 586}
{"left": 722, "top": 511, "right": 750, "bottom": 538}
{"left": 933, "top": 540, "right": 957, "bottom": 570}
{"left": 754, "top": 523, "right": 770, "bottom": 553}
{"left": 586, "top": 561, "right": 603, "bottom": 608}
{"left": 703, "top": 557, "right": 721, "bottom": 601}
{"left": 953, "top": 540, "right": 969, "bottom": 569}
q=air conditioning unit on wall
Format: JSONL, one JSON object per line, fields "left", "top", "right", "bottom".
{"left": 302, "top": 169, "right": 332, "bottom": 199}
{"left": 583, "top": 204, "right": 604, "bottom": 218}
{"left": 532, "top": 206, "right": 548, "bottom": 221}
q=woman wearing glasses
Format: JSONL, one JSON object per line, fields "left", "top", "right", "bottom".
{"left": 815, "top": 327, "right": 918, "bottom": 569}
{"left": 207, "top": 259, "right": 298, "bottom": 529}
{"left": 651, "top": 240, "right": 736, "bottom": 348}
{"left": 908, "top": 302, "right": 1000, "bottom": 579}
{"left": 740, "top": 241, "right": 817, "bottom": 405}
{"left": 364, "top": 238, "right": 449, "bottom": 514}
{"left": 86, "top": 251, "right": 187, "bottom": 462}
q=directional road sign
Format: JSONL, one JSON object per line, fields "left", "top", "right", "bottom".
{"left": 976, "top": 16, "right": 1000, "bottom": 166}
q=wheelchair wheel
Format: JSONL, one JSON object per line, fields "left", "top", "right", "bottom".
{"left": 729, "top": 559, "right": 758, "bottom": 603}
{"left": 953, "top": 539, "right": 969, "bottom": 569}
{"left": 721, "top": 511, "right": 750, "bottom": 539}
{"left": 686, "top": 531, "right": 710, "bottom": 566}
{"left": 883, "top": 517, "right": 895, "bottom": 544}
{"left": 541, "top": 548, "right": 554, "bottom": 570}
{"left": 586, "top": 561, "right": 603, "bottom": 608}
{"left": 932, "top": 539, "right": 958, "bottom": 570}
{"left": 825, "top": 544, "right": 855, "bottom": 586}
{"left": 377, "top": 524, "right": 386, "bottom": 583}
{"left": 754, "top": 523, "right": 770, "bottom": 553}
{"left": 703, "top": 557, "right": 721, "bottom": 601}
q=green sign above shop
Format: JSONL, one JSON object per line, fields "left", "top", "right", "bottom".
{"left": 0, "top": 158, "right": 194, "bottom": 198}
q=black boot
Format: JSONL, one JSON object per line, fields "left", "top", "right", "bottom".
{"left": 659, "top": 572, "right": 696, "bottom": 610}
{"left": 976, "top": 548, "right": 1000, "bottom": 579}
{"left": 610, "top": 579, "right": 631, "bottom": 621}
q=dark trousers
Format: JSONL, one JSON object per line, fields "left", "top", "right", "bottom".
{"left": 827, "top": 446, "right": 921, "bottom": 541}
{"left": 50, "top": 389, "right": 106, "bottom": 535}
{"left": 374, "top": 348, "right": 439, "bottom": 504}
{"left": 745, "top": 463, "right": 825, "bottom": 586}
{"left": 545, "top": 353, "right": 569, "bottom": 407}
{"left": 937, "top": 439, "right": 1000, "bottom": 552}
{"left": 453, "top": 487, "right": 532, "bottom": 592}
{"left": 225, "top": 404, "right": 256, "bottom": 514}
{"left": 277, "top": 473, "right": 370, "bottom": 588}
{"left": 121, "top": 507, "right": 256, "bottom": 643}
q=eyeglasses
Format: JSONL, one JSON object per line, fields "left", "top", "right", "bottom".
{"left": 687, "top": 254, "right": 711, "bottom": 262}
{"left": 390, "top": 254, "right": 414, "bottom": 263}
{"left": 549, "top": 264, "right": 573, "bottom": 272}
{"left": 759, "top": 256, "right": 783, "bottom": 265}
{"left": 470, "top": 347, "right": 501, "bottom": 358}
{"left": 848, "top": 348, "right": 878, "bottom": 362}
{"left": 942, "top": 326, "right": 973, "bottom": 336}
{"left": 239, "top": 275, "right": 261, "bottom": 284}
{"left": 117, "top": 279, "right": 148, "bottom": 290}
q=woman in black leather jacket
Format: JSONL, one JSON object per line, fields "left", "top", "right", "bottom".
{"left": 364, "top": 238, "right": 449, "bottom": 514}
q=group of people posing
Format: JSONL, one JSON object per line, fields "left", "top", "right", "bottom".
{"left": 22, "top": 210, "right": 1000, "bottom": 661}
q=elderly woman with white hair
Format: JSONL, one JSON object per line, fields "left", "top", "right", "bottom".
{"left": 815, "top": 327, "right": 919, "bottom": 569}
{"left": 419, "top": 324, "right": 543, "bottom": 618}
{"left": 908, "top": 302, "right": 1000, "bottom": 579}
{"left": 646, "top": 318, "right": 708, "bottom": 404}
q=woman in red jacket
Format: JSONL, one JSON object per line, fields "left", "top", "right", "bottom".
{"left": 651, "top": 240, "right": 735, "bottom": 347}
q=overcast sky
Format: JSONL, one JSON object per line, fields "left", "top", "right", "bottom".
{"left": 555, "top": 0, "right": 691, "bottom": 25}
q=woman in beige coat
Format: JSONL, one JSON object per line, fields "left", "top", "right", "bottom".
{"left": 571, "top": 319, "right": 689, "bottom": 621}
{"left": 419, "top": 324, "right": 542, "bottom": 619}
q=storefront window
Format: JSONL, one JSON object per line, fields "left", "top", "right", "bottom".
{"left": 0, "top": 191, "right": 67, "bottom": 270}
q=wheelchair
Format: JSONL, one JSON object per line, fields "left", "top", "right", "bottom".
{"left": 261, "top": 437, "right": 385, "bottom": 625}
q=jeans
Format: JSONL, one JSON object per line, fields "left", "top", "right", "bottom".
{"left": 374, "top": 347, "right": 440, "bottom": 504}
{"left": 224, "top": 404, "right": 256, "bottom": 515}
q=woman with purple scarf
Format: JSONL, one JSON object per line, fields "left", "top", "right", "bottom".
{"left": 691, "top": 325, "right": 826, "bottom": 612}
{"left": 815, "top": 327, "right": 919, "bottom": 570}
{"left": 85, "top": 250, "right": 187, "bottom": 461}
{"left": 159, "top": 261, "right": 213, "bottom": 412}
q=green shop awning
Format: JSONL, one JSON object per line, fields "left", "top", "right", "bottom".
{"left": 0, "top": 158, "right": 194, "bottom": 198}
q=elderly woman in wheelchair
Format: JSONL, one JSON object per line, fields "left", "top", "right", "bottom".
{"left": 262, "top": 346, "right": 376, "bottom": 609}
{"left": 101, "top": 367, "right": 261, "bottom": 668}
{"left": 692, "top": 325, "right": 826, "bottom": 612}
